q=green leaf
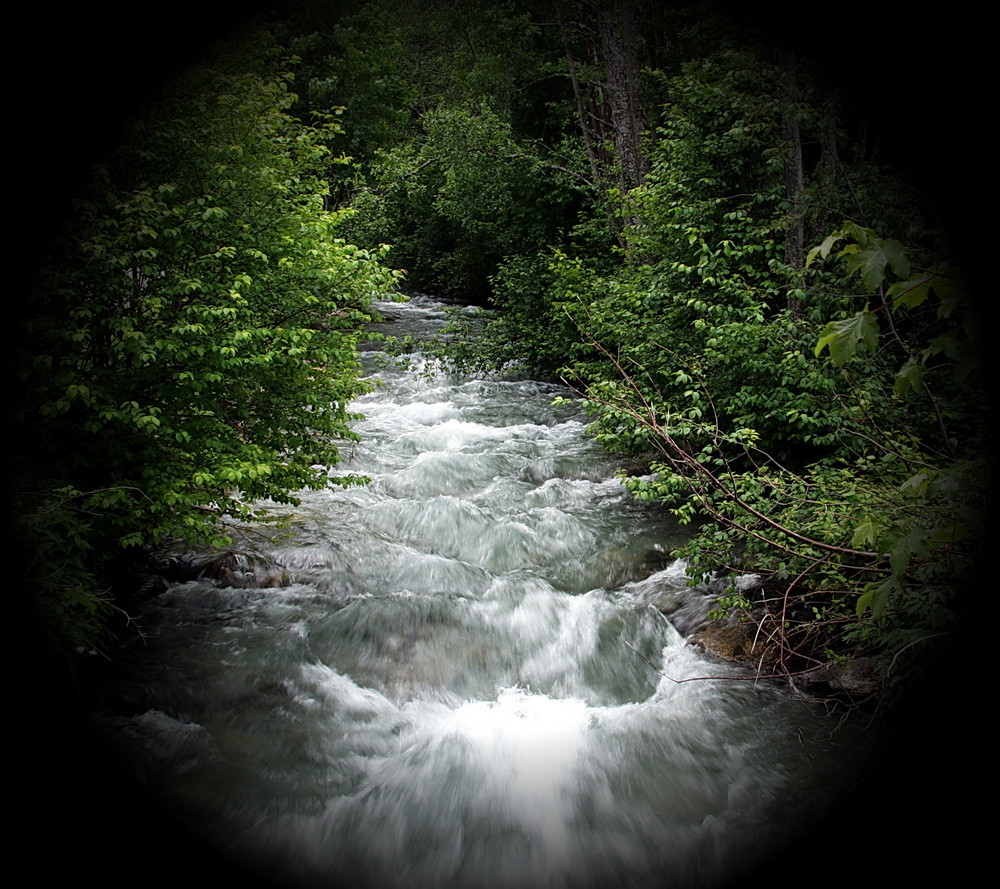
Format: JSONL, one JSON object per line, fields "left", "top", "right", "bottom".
{"left": 888, "top": 527, "right": 930, "bottom": 575}
{"left": 893, "top": 357, "right": 925, "bottom": 398}
{"left": 851, "top": 515, "right": 879, "bottom": 549}
{"left": 814, "top": 310, "right": 878, "bottom": 365}
{"left": 887, "top": 273, "right": 934, "bottom": 310}
{"left": 805, "top": 231, "right": 842, "bottom": 267}
{"left": 832, "top": 228, "right": 910, "bottom": 292}
{"left": 857, "top": 576, "right": 898, "bottom": 617}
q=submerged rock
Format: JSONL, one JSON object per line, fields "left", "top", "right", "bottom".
{"left": 148, "top": 549, "right": 292, "bottom": 589}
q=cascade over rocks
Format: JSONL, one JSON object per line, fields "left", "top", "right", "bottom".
{"left": 81, "top": 295, "right": 880, "bottom": 889}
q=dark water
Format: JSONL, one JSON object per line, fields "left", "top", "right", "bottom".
{"left": 88, "top": 295, "right": 874, "bottom": 889}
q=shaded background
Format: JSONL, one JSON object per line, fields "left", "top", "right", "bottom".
{"left": 12, "top": 2, "right": 987, "bottom": 886}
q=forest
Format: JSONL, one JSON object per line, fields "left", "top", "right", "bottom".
{"left": 12, "top": 0, "right": 988, "bottom": 722}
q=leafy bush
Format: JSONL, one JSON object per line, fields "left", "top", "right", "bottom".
{"left": 15, "top": 41, "right": 400, "bottom": 651}
{"left": 581, "top": 225, "right": 984, "bottom": 703}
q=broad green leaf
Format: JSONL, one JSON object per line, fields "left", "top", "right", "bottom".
{"left": 924, "top": 329, "right": 960, "bottom": 360}
{"left": 843, "top": 239, "right": 908, "bottom": 291}
{"left": 900, "top": 469, "right": 933, "bottom": 494}
{"left": 805, "top": 232, "right": 841, "bottom": 267}
{"left": 888, "top": 528, "right": 930, "bottom": 575}
{"left": 886, "top": 273, "right": 934, "bottom": 310}
{"left": 893, "top": 357, "right": 924, "bottom": 398}
{"left": 814, "top": 310, "right": 878, "bottom": 365}
{"left": 851, "top": 515, "right": 879, "bottom": 548}
{"left": 882, "top": 238, "right": 910, "bottom": 279}
{"left": 857, "top": 577, "right": 898, "bottom": 617}
{"left": 856, "top": 585, "right": 875, "bottom": 616}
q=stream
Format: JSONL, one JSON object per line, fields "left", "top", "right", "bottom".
{"left": 88, "top": 294, "right": 874, "bottom": 889}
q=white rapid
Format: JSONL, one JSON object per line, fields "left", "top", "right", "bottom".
{"left": 91, "top": 295, "right": 872, "bottom": 889}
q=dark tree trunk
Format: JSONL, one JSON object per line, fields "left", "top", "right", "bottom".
{"left": 595, "top": 0, "right": 647, "bottom": 193}
{"left": 553, "top": 0, "right": 649, "bottom": 246}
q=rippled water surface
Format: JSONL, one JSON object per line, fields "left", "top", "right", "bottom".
{"left": 92, "top": 295, "right": 873, "bottom": 889}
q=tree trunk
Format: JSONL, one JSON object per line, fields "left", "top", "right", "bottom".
{"left": 554, "top": 0, "right": 648, "bottom": 246}
{"left": 595, "top": 0, "right": 647, "bottom": 193}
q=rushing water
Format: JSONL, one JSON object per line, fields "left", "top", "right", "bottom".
{"left": 90, "top": 295, "right": 872, "bottom": 889}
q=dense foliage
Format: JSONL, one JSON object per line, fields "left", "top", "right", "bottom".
{"left": 277, "top": 0, "right": 985, "bottom": 708}
{"left": 16, "top": 0, "right": 986, "bottom": 712}
{"left": 14, "top": 38, "right": 399, "bottom": 650}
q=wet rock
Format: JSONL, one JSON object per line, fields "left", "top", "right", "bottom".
{"left": 148, "top": 549, "right": 292, "bottom": 589}
{"left": 793, "top": 656, "right": 883, "bottom": 699}
{"left": 657, "top": 593, "right": 715, "bottom": 636}
{"left": 91, "top": 709, "right": 213, "bottom": 786}
{"left": 687, "top": 603, "right": 883, "bottom": 700}
{"left": 690, "top": 619, "right": 771, "bottom": 665}
{"left": 199, "top": 550, "right": 292, "bottom": 588}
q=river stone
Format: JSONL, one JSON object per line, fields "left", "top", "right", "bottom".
{"left": 150, "top": 549, "right": 292, "bottom": 589}
{"left": 689, "top": 620, "right": 770, "bottom": 664}
{"left": 794, "top": 656, "right": 883, "bottom": 698}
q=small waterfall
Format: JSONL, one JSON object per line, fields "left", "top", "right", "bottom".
{"left": 91, "top": 294, "right": 874, "bottom": 889}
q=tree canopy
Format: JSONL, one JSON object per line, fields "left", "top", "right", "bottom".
{"left": 14, "top": 35, "right": 399, "bottom": 649}
{"left": 273, "top": 0, "right": 987, "bottom": 705}
{"left": 13, "top": 0, "right": 988, "bottom": 712}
